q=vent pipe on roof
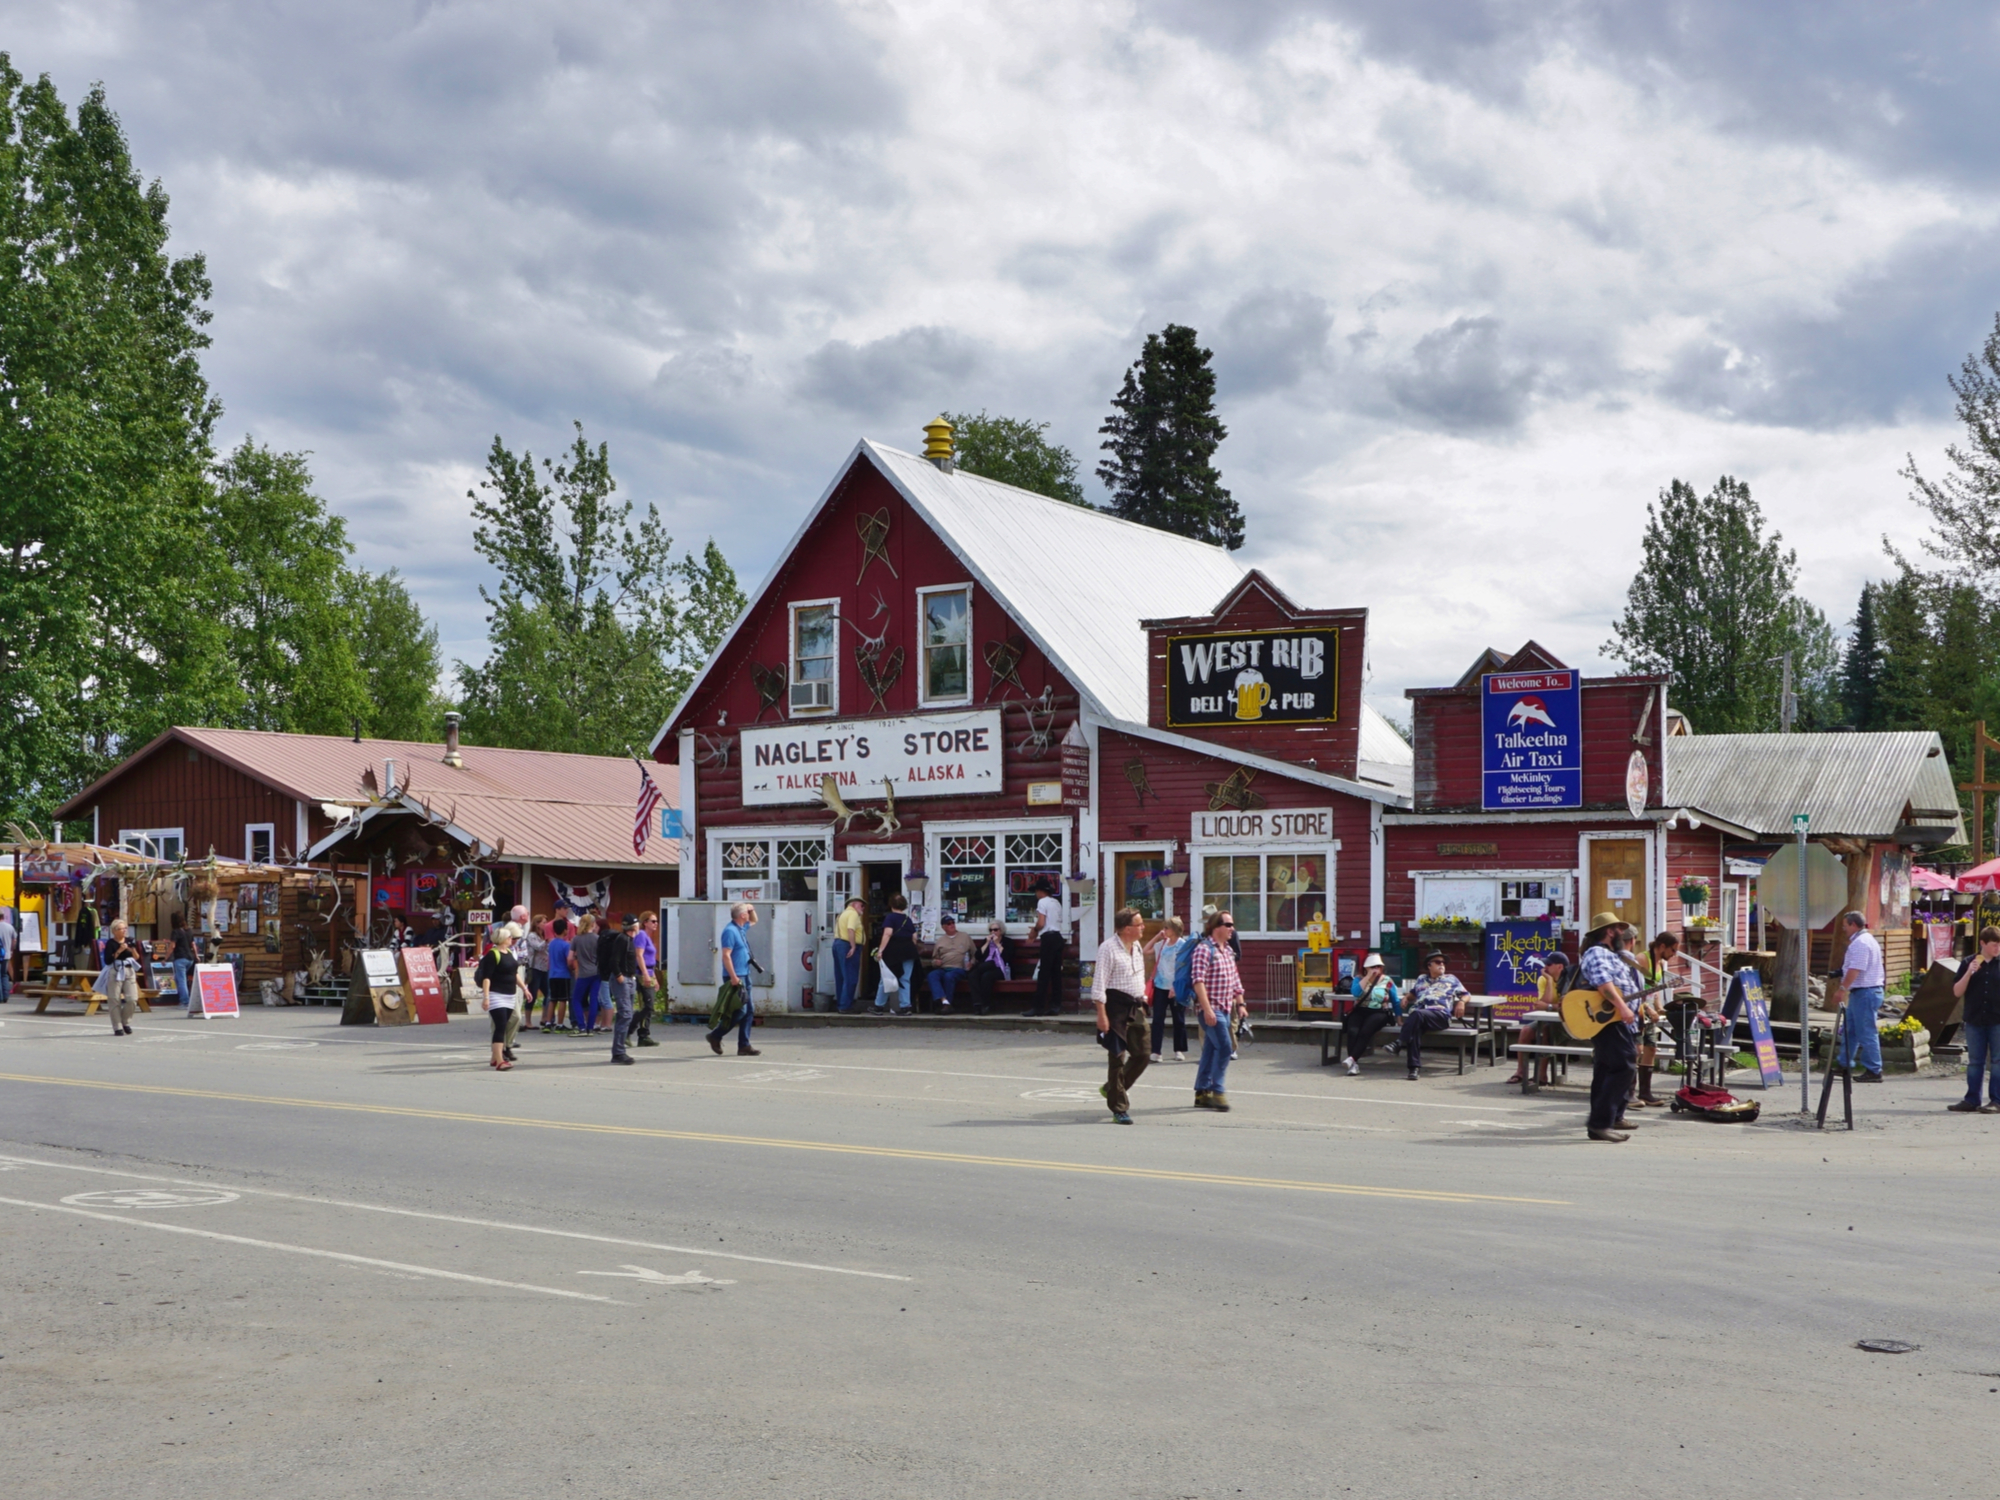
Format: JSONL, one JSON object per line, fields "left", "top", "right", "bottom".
{"left": 383, "top": 758, "right": 397, "bottom": 797}
{"left": 442, "top": 711, "right": 464, "bottom": 768}
{"left": 923, "top": 415, "right": 954, "bottom": 472}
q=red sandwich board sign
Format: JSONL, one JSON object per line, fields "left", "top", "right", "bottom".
{"left": 193, "top": 963, "right": 240, "bottom": 1019}
{"left": 400, "top": 946, "right": 447, "bottom": 1025}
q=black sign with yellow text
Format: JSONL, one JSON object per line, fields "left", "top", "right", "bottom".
{"left": 1166, "top": 629, "right": 1339, "bottom": 727}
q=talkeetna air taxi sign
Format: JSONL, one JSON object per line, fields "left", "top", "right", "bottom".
{"left": 1167, "top": 629, "right": 1338, "bottom": 727}
{"left": 1480, "top": 671, "right": 1582, "bottom": 810}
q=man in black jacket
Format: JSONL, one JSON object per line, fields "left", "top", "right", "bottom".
{"left": 599, "top": 917, "right": 640, "bottom": 1065}
{"left": 1949, "top": 924, "right": 2000, "bottom": 1113}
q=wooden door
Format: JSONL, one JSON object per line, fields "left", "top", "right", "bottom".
{"left": 1113, "top": 851, "right": 1169, "bottom": 943}
{"left": 1587, "top": 838, "right": 1648, "bottom": 934}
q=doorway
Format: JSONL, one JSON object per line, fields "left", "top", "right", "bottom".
{"left": 1586, "top": 837, "right": 1649, "bottom": 934}
{"left": 1112, "top": 850, "right": 1170, "bottom": 944}
{"left": 856, "top": 861, "right": 903, "bottom": 1004}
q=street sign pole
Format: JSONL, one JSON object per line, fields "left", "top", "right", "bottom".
{"left": 1794, "top": 812, "right": 1811, "bottom": 1113}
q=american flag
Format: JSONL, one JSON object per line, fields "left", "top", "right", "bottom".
{"left": 632, "top": 757, "right": 664, "bottom": 858}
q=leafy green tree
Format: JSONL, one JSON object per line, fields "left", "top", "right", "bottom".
{"left": 1841, "top": 584, "right": 1881, "bottom": 729}
{"left": 454, "top": 423, "right": 744, "bottom": 756}
{"left": 1905, "top": 312, "right": 2000, "bottom": 587}
{"left": 943, "top": 411, "right": 1089, "bottom": 506}
{"left": 1604, "top": 476, "right": 1823, "bottom": 733}
{"left": 1097, "top": 324, "right": 1244, "bottom": 549}
{"left": 346, "top": 569, "right": 444, "bottom": 741}
{"left": 0, "top": 60, "right": 231, "bottom": 829}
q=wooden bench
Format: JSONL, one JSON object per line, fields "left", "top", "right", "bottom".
{"left": 1510, "top": 1040, "right": 1681, "bottom": 1094}
{"left": 1306, "top": 1020, "right": 1481, "bottom": 1074}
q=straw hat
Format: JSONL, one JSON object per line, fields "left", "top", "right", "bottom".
{"left": 1585, "top": 911, "right": 1625, "bottom": 936}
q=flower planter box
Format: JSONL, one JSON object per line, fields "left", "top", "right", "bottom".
{"left": 1821, "top": 1030, "right": 1930, "bottom": 1073}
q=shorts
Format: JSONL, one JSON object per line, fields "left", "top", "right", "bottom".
{"left": 488, "top": 1001, "right": 515, "bottom": 1044}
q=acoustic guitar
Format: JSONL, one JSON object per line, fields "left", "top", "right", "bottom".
{"left": 1560, "top": 975, "right": 1680, "bottom": 1040}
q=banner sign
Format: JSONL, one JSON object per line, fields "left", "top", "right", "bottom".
{"left": 1167, "top": 629, "right": 1338, "bottom": 728}
{"left": 1727, "top": 969, "right": 1784, "bottom": 1089}
{"left": 1190, "top": 807, "right": 1336, "bottom": 847}
{"left": 548, "top": 876, "right": 612, "bottom": 918}
{"left": 1060, "top": 723, "right": 1090, "bottom": 807}
{"left": 1482, "top": 921, "right": 1563, "bottom": 1017}
{"left": 739, "top": 709, "right": 1003, "bottom": 806}
{"left": 193, "top": 963, "right": 240, "bottom": 1019}
{"left": 1481, "top": 670, "right": 1583, "bottom": 810}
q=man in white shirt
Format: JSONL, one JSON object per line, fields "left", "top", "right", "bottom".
{"left": 0, "top": 906, "right": 15, "bottom": 1005}
{"left": 1832, "top": 911, "right": 1887, "bottom": 1083}
{"left": 1093, "top": 908, "right": 1152, "bottom": 1124}
{"left": 1026, "top": 878, "right": 1066, "bottom": 1016}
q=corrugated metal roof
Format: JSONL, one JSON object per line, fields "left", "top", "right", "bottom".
{"left": 64, "top": 727, "right": 678, "bottom": 870}
{"left": 1666, "top": 731, "right": 1964, "bottom": 841}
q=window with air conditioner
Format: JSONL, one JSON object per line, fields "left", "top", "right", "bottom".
{"left": 789, "top": 600, "right": 838, "bottom": 716}
{"left": 917, "top": 584, "right": 972, "bottom": 707}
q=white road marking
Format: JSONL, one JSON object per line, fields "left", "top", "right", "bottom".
{"left": 0, "top": 1194, "right": 622, "bottom": 1303}
{"left": 1452, "top": 1120, "right": 1533, "bottom": 1130}
{"left": 733, "top": 1068, "right": 827, "bottom": 1083}
{"left": 235, "top": 1042, "right": 320, "bottom": 1052}
{"left": 578, "top": 1264, "right": 736, "bottom": 1286}
{"left": 0, "top": 1015, "right": 469, "bottom": 1051}
{"left": 1021, "top": 1088, "right": 1103, "bottom": 1101}
{"left": 0, "top": 1152, "right": 910, "bottom": 1281}
{"left": 62, "top": 1187, "right": 239, "bottom": 1208}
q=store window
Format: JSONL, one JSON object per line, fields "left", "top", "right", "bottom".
{"left": 1414, "top": 872, "right": 1571, "bottom": 927}
{"left": 119, "top": 828, "right": 185, "bottom": 862}
{"left": 918, "top": 585, "right": 971, "bottom": 705}
{"left": 1201, "top": 851, "right": 1330, "bottom": 936}
{"left": 789, "top": 600, "right": 838, "bottom": 716}
{"left": 927, "top": 825, "right": 1068, "bottom": 928}
{"left": 245, "top": 823, "right": 275, "bottom": 865}
{"left": 719, "top": 833, "right": 830, "bottom": 902}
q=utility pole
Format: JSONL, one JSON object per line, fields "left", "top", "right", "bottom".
{"left": 1958, "top": 719, "right": 2000, "bottom": 865}
{"left": 1765, "top": 651, "right": 1797, "bottom": 732}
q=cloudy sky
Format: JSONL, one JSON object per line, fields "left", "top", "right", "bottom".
{"left": 9, "top": 1, "right": 1999, "bottom": 722}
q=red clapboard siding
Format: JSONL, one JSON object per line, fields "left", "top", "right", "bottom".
{"left": 1412, "top": 676, "right": 1665, "bottom": 811}
{"left": 1143, "top": 574, "right": 1367, "bottom": 780}
{"left": 1100, "top": 728, "right": 1375, "bottom": 945}
{"left": 79, "top": 739, "right": 333, "bottom": 860}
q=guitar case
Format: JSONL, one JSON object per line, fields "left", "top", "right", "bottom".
{"left": 1670, "top": 1084, "right": 1760, "bottom": 1123}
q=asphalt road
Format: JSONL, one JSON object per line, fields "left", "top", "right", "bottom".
{"left": 1, "top": 1004, "right": 1994, "bottom": 1500}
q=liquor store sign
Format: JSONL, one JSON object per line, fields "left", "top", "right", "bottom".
{"left": 740, "top": 710, "right": 1004, "bottom": 807}
{"left": 1167, "top": 629, "right": 1338, "bottom": 727}
{"left": 1190, "top": 807, "right": 1336, "bottom": 846}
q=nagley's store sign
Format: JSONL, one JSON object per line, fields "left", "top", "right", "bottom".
{"left": 1167, "top": 629, "right": 1338, "bottom": 728}
{"left": 740, "top": 709, "right": 1004, "bottom": 807}
{"left": 1190, "top": 807, "right": 1337, "bottom": 846}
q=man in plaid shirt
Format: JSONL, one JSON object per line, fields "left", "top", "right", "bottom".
{"left": 1192, "top": 909, "right": 1246, "bottom": 1111}
{"left": 1578, "top": 913, "right": 1642, "bottom": 1142}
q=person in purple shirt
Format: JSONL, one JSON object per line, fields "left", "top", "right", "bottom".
{"left": 632, "top": 911, "right": 661, "bottom": 1047}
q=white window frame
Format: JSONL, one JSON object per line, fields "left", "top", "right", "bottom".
{"left": 923, "top": 816, "right": 1071, "bottom": 935}
{"left": 915, "top": 583, "right": 974, "bottom": 709}
{"left": 788, "top": 597, "right": 841, "bottom": 718}
{"left": 244, "top": 823, "right": 276, "bottom": 865}
{"left": 706, "top": 825, "right": 832, "bottom": 901}
{"left": 118, "top": 828, "right": 186, "bottom": 863}
{"left": 1407, "top": 869, "right": 1576, "bottom": 931}
{"left": 1192, "top": 843, "right": 1339, "bottom": 941}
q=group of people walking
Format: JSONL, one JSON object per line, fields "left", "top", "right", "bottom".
{"left": 474, "top": 906, "right": 666, "bottom": 1068}
{"left": 1092, "top": 907, "right": 1248, "bottom": 1122}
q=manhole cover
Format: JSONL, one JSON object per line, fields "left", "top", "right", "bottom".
{"left": 1856, "top": 1339, "right": 1920, "bottom": 1354}
{"left": 62, "top": 1188, "right": 239, "bottom": 1209}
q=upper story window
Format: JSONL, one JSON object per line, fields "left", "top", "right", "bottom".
{"left": 918, "top": 585, "right": 972, "bottom": 706}
{"left": 789, "top": 599, "right": 838, "bottom": 716}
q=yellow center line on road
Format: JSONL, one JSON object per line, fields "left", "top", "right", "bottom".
{"left": 0, "top": 1072, "right": 1567, "bottom": 1206}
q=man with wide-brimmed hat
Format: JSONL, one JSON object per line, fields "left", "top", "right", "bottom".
{"left": 1578, "top": 912, "right": 1642, "bottom": 1141}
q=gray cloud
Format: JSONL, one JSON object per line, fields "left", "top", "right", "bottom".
{"left": 1214, "top": 288, "right": 1334, "bottom": 397}
{"left": 1385, "top": 316, "right": 1536, "bottom": 431}
{"left": 796, "top": 327, "right": 986, "bottom": 416}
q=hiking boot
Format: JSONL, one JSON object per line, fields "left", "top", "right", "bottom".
{"left": 707, "top": 1034, "right": 723, "bottom": 1055}
{"left": 636, "top": 1037, "right": 659, "bottom": 1047}
{"left": 1208, "top": 1093, "right": 1231, "bottom": 1112}
{"left": 737, "top": 1044, "right": 761, "bottom": 1056}
{"left": 1948, "top": 1099, "right": 1983, "bottom": 1112}
{"left": 1588, "top": 1129, "right": 1629, "bottom": 1143}
{"left": 1193, "top": 1091, "right": 1214, "bottom": 1108}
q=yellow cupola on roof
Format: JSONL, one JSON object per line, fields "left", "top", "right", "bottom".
{"left": 922, "top": 415, "right": 955, "bottom": 471}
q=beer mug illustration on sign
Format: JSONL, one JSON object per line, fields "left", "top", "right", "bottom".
{"left": 1232, "top": 668, "right": 1272, "bottom": 721}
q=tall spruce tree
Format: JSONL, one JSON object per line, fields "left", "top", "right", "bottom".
{"left": 1871, "top": 571, "right": 1933, "bottom": 730}
{"left": 1905, "top": 312, "right": 2000, "bottom": 588}
{"left": 1604, "top": 476, "right": 1822, "bottom": 732}
{"left": 1842, "top": 583, "right": 1882, "bottom": 729}
{"left": 1097, "top": 324, "right": 1244, "bottom": 549}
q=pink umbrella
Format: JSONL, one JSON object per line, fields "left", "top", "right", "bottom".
{"left": 1952, "top": 860, "right": 2000, "bottom": 893}
{"left": 1910, "top": 866, "right": 1960, "bottom": 892}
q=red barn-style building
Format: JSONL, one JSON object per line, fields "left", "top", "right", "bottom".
{"left": 652, "top": 432, "right": 1413, "bottom": 1006}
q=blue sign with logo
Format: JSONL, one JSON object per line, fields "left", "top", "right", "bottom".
{"left": 661, "top": 808, "right": 684, "bottom": 840}
{"left": 1482, "top": 920, "right": 1564, "bottom": 1011}
{"left": 1481, "top": 670, "right": 1582, "bottom": 811}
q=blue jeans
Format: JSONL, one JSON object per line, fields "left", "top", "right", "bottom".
{"left": 1836, "top": 986, "right": 1884, "bottom": 1073}
{"left": 607, "top": 978, "right": 636, "bottom": 1058}
{"left": 928, "top": 968, "right": 967, "bottom": 1005}
{"left": 1194, "top": 1016, "right": 1233, "bottom": 1095}
{"left": 876, "top": 959, "right": 914, "bottom": 1012}
{"left": 173, "top": 958, "right": 195, "bottom": 1007}
{"left": 1, "top": 958, "right": 12, "bottom": 1002}
{"left": 1962, "top": 1023, "right": 2000, "bottom": 1105}
{"left": 572, "top": 975, "right": 601, "bottom": 1030}
{"left": 707, "top": 987, "right": 755, "bottom": 1047}
{"left": 832, "top": 940, "right": 860, "bottom": 1012}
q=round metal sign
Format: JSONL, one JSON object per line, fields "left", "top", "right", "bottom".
{"left": 1624, "top": 751, "right": 1649, "bottom": 820}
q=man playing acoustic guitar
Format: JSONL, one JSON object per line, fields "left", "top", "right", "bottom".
{"left": 1578, "top": 913, "right": 1643, "bottom": 1142}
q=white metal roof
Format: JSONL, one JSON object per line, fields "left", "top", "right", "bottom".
{"left": 1666, "top": 731, "right": 1965, "bottom": 841}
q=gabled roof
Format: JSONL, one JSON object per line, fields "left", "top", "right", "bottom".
{"left": 61, "top": 727, "right": 678, "bottom": 870}
{"left": 1667, "top": 731, "right": 1965, "bottom": 842}
{"left": 656, "top": 441, "right": 1247, "bottom": 745}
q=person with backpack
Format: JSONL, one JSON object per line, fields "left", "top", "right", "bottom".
{"left": 599, "top": 913, "right": 640, "bottom": 1066}
{"left": 475, "top": 923, "right": 522, "bottom": 1071}
{"left": 1340, "top": 954, "right": 1402, "bottom": 1074}
{"left": 1191, "top": 909, "right": 1246, "bottom": 1111}
{"left": 1145, "top": 916, "right": 1190, "bottom": 1062}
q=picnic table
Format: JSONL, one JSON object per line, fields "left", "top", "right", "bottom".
{"left": 21, "top": 968, "right": 156, "bottom": 1017}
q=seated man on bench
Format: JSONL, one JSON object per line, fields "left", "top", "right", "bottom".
{"left": 1397, "top": 951, "right": 1467, "bottom": 1081}
{"left": 924, "top": 915, "right": 977, "bottom": 1010}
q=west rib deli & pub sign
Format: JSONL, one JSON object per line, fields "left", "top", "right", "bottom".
{"left": 1167, "top": 628, "right": 1339, "bottom": 728}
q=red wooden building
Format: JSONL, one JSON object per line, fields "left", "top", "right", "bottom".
{"left": 652, "top": 430, "right": 1413, "bottom": 1005}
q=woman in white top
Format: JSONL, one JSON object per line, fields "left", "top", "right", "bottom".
{"left": 1093, "top": 907, "right": 1153, "bottom": 1124}
{"left": 476, "top": 923, "right": 523, "bottom": 1071}
{"left": 1144, "top": 915, "right": 1190, "bottom": 1063}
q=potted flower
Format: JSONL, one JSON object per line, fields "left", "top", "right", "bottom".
{"left": 1417, "top": 915, "right": 1482, "bottom": 942}
{"left": 1677, "top": 875, "right": 1712, "bottom": 914}
{"left": 1874, "top": 1014, "right": 1931, "bottom": 1073}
